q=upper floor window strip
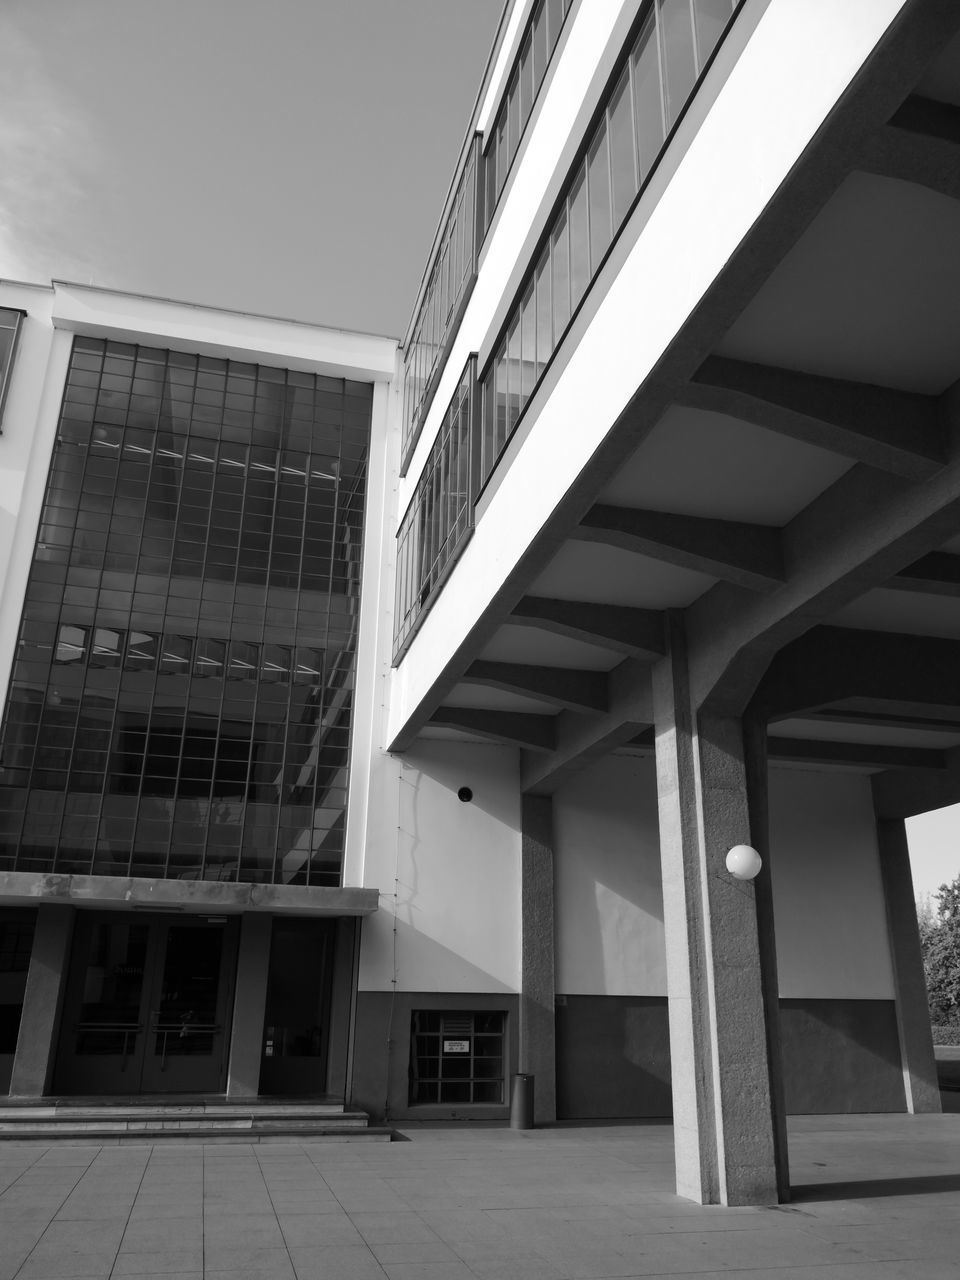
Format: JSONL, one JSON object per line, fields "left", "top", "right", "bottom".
{"left": 394, "top": 357, "right": 477, "bottom": 661}
{"left": 0, "top": 307, "right": 24, "bottom": 433}
{"left": 481, "top": 0, "right": 573, "bottom": 240}
{"left": 479, "top": 0, "right": 739, "bottom": 492}
{"left": 400, "top": 138, "right": 482, "bottom": 473}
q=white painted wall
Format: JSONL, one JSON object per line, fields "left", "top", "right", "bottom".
{"left": 551, "top": 756, "right": 893, "bottom": 1002}
{"left": 357, "top": 740, "right": 522, "bottom": 994}
{"left": 554, "top": 754, "right": 666, "bottom": 995}
{"left": 769, "top": 766, "right": 894, "bottom": 1000}
{"left": 389, "top": 0, "right": 905, "bottom": 744}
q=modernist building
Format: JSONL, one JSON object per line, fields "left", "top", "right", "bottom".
{"left": 3, "top": 0, "right": 960, "bottom": 1207}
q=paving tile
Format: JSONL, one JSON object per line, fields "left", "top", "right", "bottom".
{"left": 349, "top": 1212, "right": 437, "bottom": 1244}
{"left": 111, "top": 1247, "right": 204, "bottom": 1274}
{"left": 277, "top": 1214, "right": 364, "bottom": 1246}
{"left": 380, "top": 1262, "right": 475, "bottom": 1280}
{"left": 289, "top": 1245, "right": 386, "bottom": 1280}
{"left": 368, "top": 1238, "right": 463, "bottom": 1265}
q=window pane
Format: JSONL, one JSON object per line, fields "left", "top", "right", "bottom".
{"left": 520, "top": 281, "right": 536, "bottom": 404}
{"left": 632, "top": 9, "right": 665, "bottom": 180}
{"left": 535, "top": 250, "right": 552, "bottom": 379}
{"left": 609, "top": 64, "right": 638, "bottom": 228}
{"left": 532, "top": 0, "right": 548, "bottom": 93}
{"left": 587, "top": 120, "right": 612, "bottom": 270}
{"left": 659, "top": 0, "right": 697, "bottom": 129}
{"left": 568, "top": 165, "right": 589, "bottom": 311}
{"left": 506, "top": 316, "right": 522, "bottom": 436}
{"left": 693, "top": 0, "right": 732, "bottom": 71}
{"left": 552, "top": 209, "right": 571, "bottom": 340}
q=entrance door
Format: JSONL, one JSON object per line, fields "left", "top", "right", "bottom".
{"left": 54, "top": 913, "right": 237, "bottom": 1096}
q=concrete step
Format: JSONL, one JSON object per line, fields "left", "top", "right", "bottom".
{"left": 0, "top": 1126, "right": 393, "bottom": 1145}
{"left": 0, "top": 1101, "right": 385, "bottom": 1143}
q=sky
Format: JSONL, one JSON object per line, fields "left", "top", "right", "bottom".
{"left": 907, "top": 805, "right": 960, "bottom": 905}
{"left": 0, "top": 0, "right": 503, "bottom": 338}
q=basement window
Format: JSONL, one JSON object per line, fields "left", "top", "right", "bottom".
{"left": 409, "top": 1010, "right": 506, "bottom": 1105}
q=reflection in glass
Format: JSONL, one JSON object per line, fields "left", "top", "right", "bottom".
{"left": 0, "top": 339, "right": 372, "bottom": 887}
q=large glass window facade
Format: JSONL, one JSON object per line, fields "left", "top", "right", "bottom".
{"left": 0, "top": 338, "right": 372, "bottom": 886}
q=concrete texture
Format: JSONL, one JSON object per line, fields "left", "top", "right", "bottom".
{"left": 226, "top": 914, "right": 272, "bottom": 1099}
{"left": 520, "top": 795, "right": 557, "bottom": 1125}
{"left": 653, "top": 617, "right": 778, "bottom": 1205}
{"left": 875, "top": 819, "right": 942, "bottom": 1114}
{"left": 1, "top": 1114, "right": 959, "bottom": 1279}
{"left": 9, "top": 906, "right": 74, "bottom": 1099}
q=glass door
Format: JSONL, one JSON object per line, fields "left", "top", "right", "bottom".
{"left": 140, "top": 920, "right": 233, "bottom": 1093}
{"left": 54, "top": 915, "right": 153, "bottom": 1095}
{"left": 55, "top": 913, "right": 236, "bottom": 1095}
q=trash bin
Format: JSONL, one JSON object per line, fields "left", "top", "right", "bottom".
{"left": 510, "top": 1072, "right": 534, "bottom": 1129}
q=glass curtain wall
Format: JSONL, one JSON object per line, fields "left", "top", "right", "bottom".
{"left": 0, "top": 338, "right": 372, "bottom": 886}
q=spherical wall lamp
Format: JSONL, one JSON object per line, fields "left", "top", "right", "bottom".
{"left": 725, "top": 844, "right": 762, "bottom": 880}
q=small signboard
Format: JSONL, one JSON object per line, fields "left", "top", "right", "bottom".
{"left": 443, "top": 1039, "right": 470, "bottom": 1054}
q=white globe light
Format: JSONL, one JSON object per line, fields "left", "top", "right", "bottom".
{"left": 726, "top": 844, "right": 762, "bottom": 880}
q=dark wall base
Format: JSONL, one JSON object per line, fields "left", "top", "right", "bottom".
{"left": 556, "top": 996, "right": 672, "bottom": 1119}
{"left": 555, "top": 995, "right": 905, "bottom": 1120}
{"left": 780, "top": 998, "right": 906, "bottom": 1113}
{"left": 352, "top": 991, "right": 518, "bottom": 1123}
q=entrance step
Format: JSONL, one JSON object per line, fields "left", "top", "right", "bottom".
{"left": 0, "top": 1100, "right": 392, "bottom": 1144}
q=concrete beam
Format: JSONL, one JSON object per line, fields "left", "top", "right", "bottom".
{"left": 872, "top": 745, "right": 960, "bottom": 820}
{"left": 753, "top": 625, "right": 960, "bottom": 722}
{"left": 520, "top": 659, "right": 653, "bottom": 795}
{"left": 685, "top": 435, "right": 960, "bottom": 714}
{"left": 678, "top": 357, "right": 945, "bottom": 479}
{"left": 767, "top": 736, "right": 947, "bottom": 772}
{"left": 462, "top": 660, "right": 608, "bottom": 712}
{"left": 890, "top": 551, "right": 960, "bottom": 596}
{"left": 575, "top": 505, "right": 784, "bottom": 592}
{"left": 510, "top": 596, "right": 666, "bottom": 660}
{"left": 429, "top": 706, "right": 556, "bottom": 751}
{"left": 859, "top": 95, "right": 960, "bottom": 203}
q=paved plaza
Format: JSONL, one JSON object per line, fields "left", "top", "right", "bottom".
{"left": 1, "top": 1114, "right": 960, "bottom": 1280}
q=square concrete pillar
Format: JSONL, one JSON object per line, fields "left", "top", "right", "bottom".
{"left": 652, "top": 615, "right": 783, "bottom": 1206}
{"left": 226, "top": 912, "right": 272, "bottom": 1098}
{"left": 9, "top": 904, "right": 74, "bottom": 1098}
{"left": 876, "top": 818, "right": 941, "bottom": 1114}
{"left": 520, "top": 794, "right": 557, "bottom": 1124}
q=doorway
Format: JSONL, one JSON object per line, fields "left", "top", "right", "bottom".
{"left": 54, "top": 913, "right": 238, "bottom": 1096}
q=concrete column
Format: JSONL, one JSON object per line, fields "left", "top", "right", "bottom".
{"left": 876, "top": 818, "right": 941, "bottom": 1114}
{"left": 652, "top": 615, "right": 780, "bottom": 1205}
{"left": 743, "top": 718, "right": 790, "bottom": 1201}
{"left": 9, "top": 904, "right": 74, "bottom": 1098}
{"left": 520, "top": 793, "right": 556, "bottom": 1124}
{"left": 226, "top": 913, "right": 272, "bottom": 1098}
{"left": 326, "top": 918, "right": 358, "bottom": 1100}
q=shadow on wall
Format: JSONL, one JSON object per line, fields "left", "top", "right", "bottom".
{"left": 554, "top": 755, "right": 666, "bottom": 1000}
{"left": 556, "top": 995, "right": 672, "bottom": 1119}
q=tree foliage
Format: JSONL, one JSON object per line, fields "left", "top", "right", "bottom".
{"left": 919, "top": 875, "right": 960, "bottom": 1026}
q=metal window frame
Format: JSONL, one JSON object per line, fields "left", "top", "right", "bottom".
{"left": 0, "top": 308, "right": 25, "bottom": 433}
{"left": 476, "top": 0, "right": 743, "bottom": 498}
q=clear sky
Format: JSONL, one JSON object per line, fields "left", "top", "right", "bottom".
{"left": 907, "top": 805, "right": 960, "bottom": 905}
{"left": 0, "top": 0, "right": 503, "bottom": 337}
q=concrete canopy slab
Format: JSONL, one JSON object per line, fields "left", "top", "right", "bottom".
{"left": 0, "top": 871, "right": 380, "bottom": 916}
